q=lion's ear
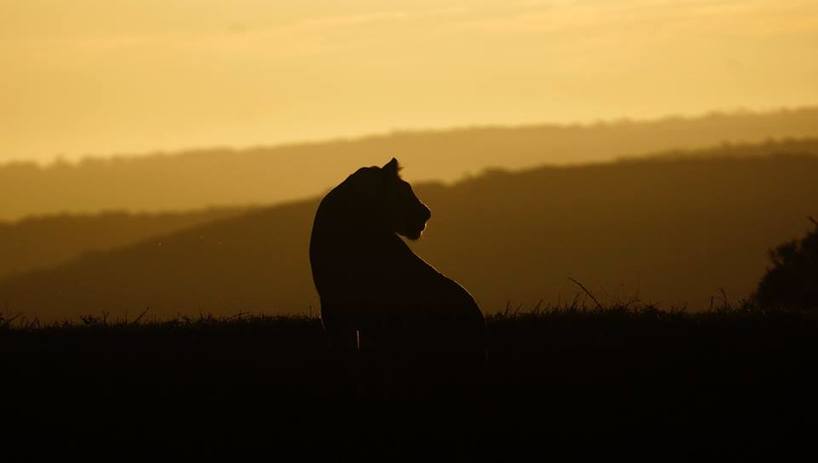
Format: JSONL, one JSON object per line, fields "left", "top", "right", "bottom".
{"left": 382, "top": 157, "right": 400, "bottom": 177}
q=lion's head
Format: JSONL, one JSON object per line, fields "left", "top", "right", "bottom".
{"left": 347, "top": 157, "right": 431, "bottom": 240}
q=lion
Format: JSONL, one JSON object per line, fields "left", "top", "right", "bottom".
{"left": 309, "top": 158, "right": 486, "bottom": 364}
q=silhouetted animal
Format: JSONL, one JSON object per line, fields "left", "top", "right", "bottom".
{"left": 309, "top": 158, "right": 486, "bottom": 357}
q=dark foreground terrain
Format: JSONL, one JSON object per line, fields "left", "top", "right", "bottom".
{"left": 3, "top": 306, "right": 818, "bottom": 457}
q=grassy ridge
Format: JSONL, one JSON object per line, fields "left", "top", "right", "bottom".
{"left": 3, "top": 304, "right": 817, "bottom": 455}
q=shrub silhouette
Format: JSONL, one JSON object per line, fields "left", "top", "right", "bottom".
{"left": 755, "top": 217, "right": 818, "bottom": 309}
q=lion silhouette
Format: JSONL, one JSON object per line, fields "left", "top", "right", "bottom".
{"left": 309, "top": 158, "right": 486, "bottom": 360}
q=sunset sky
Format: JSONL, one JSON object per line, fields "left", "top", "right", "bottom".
{"left": 2, "top": 0, "right": 817, "bottom": 163}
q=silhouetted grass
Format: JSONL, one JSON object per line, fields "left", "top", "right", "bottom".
{"left": 3, "top": 304, "right": 817, "bottom": 456}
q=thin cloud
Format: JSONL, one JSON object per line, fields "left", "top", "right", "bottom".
{"left": 453, "top": 0, "right": 817, "bottom": 37}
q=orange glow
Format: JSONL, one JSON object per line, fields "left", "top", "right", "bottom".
{"left": 2, "top": 0, "right": 817, "bottom": 163}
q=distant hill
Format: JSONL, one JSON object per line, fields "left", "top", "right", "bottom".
{"left": 2, "top": 142, "right": 818, "bottom": 320}
{"left": 0, "top": 207, "right": 247, "bottom": 280}
{"left": 2, "top": 107, "right": 818, "bottom": 221}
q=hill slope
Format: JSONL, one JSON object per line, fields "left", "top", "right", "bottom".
{"left": 2, "top": 108, "right": 817, "bottom": 220}
{"left": 0, "top": 207, "right": 247, "bottom": 280}
{"left": 2, "top": 147, "right": 817, "bottom": 320}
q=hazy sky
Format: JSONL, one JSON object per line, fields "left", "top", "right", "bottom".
{"left": 2, "top": 0, "right": 817, "bottom": 163}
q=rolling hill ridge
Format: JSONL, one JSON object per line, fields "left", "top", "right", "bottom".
{"left": 3, "top": 108, "right": 817, "bottom": 221}
{"left": 3, "top": 142, "right": 818, "bottom": 320}
{"left": 0, "top": 207, "right": 247, "bottom": 280}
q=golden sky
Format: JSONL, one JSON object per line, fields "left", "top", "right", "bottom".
{"left": 2, "top": 0, "right": 817, "bottom": 163}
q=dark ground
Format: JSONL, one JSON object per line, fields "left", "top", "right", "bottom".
{"left": 2, "top": 306, "right": 817, "bottom": 458}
